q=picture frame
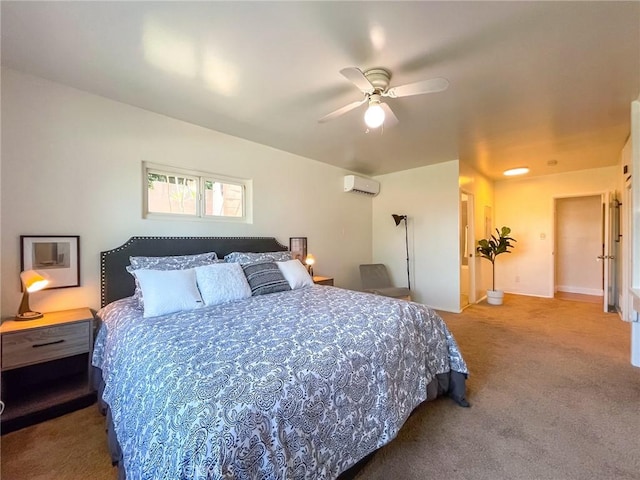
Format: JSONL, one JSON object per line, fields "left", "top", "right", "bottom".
{"left": 20, "top": 235, "right": 80, "bottom": 289}
{"left": 289, "top": 237, "right": 308, "bottom": 263}
{"left": 484, "top": 206, "right": 493, "bottom": 238}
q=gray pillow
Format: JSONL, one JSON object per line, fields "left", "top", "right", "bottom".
{"left": 129, "top": 251, "right": 218, "bottom": 270}
{"left": 224, "top": 251, "right": 292, "bottom": 265}
{"left": 242, "top": 262, "right": 291, "bottom": 296}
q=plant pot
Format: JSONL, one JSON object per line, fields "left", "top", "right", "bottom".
{"left": 486, "top": 290, "right": 504, "bottom": 305}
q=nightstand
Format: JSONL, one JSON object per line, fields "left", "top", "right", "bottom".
{"left": 313, "top": 276, "right": 334, "bottom": 286}
{"left": 1, "top": 307, "right": 96, "bottom": 433}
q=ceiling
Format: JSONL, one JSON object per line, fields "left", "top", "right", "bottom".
{"left": 2, "top": 1, "right": 639, "bottom": 181}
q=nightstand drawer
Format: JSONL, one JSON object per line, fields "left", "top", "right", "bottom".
{"left": 2, "top": 322, "right": 91, "bottom": 370}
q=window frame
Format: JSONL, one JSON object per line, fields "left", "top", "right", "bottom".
{"left": 142, "top": 162, "right": 252, "bottom": 223}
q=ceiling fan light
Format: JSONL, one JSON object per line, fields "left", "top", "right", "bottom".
{"left": 364, "top": 103, "right": 385, "bottom": 128}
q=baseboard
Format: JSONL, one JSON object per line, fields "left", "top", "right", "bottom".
{"left": 556, "top": 286, "right": 604, "bottom": 296}
{"left": 502, "top": 292, "right": 554, "bottom": 299}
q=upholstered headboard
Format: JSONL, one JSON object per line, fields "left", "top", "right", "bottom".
{"left": 100, "top": 236, "right": 288, "bottom": 307}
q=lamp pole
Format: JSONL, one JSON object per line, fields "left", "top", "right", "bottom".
{"left": 402, "top": 218, "right": 410, "bottom": 290}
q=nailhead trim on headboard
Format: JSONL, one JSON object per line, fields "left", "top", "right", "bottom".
{"left": 100, "top": 236, "right": 288, "bottom": 307}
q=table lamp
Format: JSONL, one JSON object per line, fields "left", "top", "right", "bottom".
{"left": 16, "top": 270, "right": 49, "bottom": 320}
{"left": 305, "top": 254, "right": 315, "bottom": 276}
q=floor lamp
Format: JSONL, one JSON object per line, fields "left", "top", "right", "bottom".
{"left": 392, "top": 214, "right": 410, "bottom": 290}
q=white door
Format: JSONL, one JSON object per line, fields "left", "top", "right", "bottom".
{"left": 467, "top": 193, "right": 476, "bottom": 305}
{"left": 601, "top": 192, "right": 611, "bottom": 312}
{"left": 601, "top": 191, "right": 620, "bottom": 313}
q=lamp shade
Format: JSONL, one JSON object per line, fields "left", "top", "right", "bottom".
{"left": 21, "top": 270, "right": 48, "bottom": 293}
{"left": 392, "top": 214, "right": 407, "bottom": 226}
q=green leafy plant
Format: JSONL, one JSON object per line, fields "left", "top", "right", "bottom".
{"left": 476, "top": 226, "right": 517, "bottom": 291}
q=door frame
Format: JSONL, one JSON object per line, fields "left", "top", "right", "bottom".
{"left": 622, "top": 179, "right": 632, "bottom": 321}
{"left": 460, "top": 189, "right": 476, "bottom": 310}
{"left": 551, "top": 191, "right": 612, "bottom": 312}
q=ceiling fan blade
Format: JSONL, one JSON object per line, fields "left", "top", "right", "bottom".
{"left": 381, "top": 103, "right": 399, "bottom": 127}
{"left": 340, "top": 67, "right": 375, "bottom": 94}
{"left": 385, "top": 77, "right": 449, "bottom": 98}
{"left": 318, "top": 97, "right": 367, "bottom": 123}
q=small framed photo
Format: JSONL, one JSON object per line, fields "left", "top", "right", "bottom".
{"left": 289, "top": 237, "right": 308, "bottom": 263}
{"left": 484, "top": 206, "right": 493, "bottom": 238}
{"left": 21, "top": 235, "right": 80, "bottom": 289}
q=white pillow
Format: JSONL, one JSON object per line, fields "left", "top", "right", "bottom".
{"left": 276, "top": 259, "right": 314, "bottom": 290}
{"left": 195, "top": 263, "right": 252, "bottom": 306}
{"left": 133, "top": 268, "right": 203, "bottom": 318}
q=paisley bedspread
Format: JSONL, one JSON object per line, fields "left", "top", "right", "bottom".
{"left": 92, "top": 285, "right": 468, "bottom": 480}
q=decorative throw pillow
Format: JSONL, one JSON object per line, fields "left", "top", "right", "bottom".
{"left": 242, "top": 262, "right": 292, "bottom": 296}
{"left": 195, "top": 263, "right": 252, "bottom": 306}
{"left": 224, "top": 251, "right": 292, "bottom": 265}
{"left": 132, "top": 268, "right": 204, "bottom": 318}
{"left": 276, "top": 259, "right": 314, "bottom": 290}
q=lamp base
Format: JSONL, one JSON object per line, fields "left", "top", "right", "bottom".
{"left": 15, "top": 311, "right": 44, "bottom": 321}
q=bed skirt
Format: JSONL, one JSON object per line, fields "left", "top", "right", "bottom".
{"left": 93, "top": 366, "right": 467, "bottom": 480}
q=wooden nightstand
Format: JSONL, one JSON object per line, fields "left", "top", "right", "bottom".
{"left": 1, "top": 307, "right": 96, "bottom": 433}
{"left": 313, "top": 276, "right": 334, "bottom": 286}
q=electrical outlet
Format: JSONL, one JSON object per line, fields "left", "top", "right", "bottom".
{"left": 515, "top": 275, "right": 520, "bottom": 283}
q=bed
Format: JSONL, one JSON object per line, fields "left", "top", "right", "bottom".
{"left": 92, "top": 236, "right": 468, "bottom": 480}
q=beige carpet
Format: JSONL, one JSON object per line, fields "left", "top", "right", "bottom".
{"left": 355, "top": 294, "right": 640, "bottom": 480}
{"left": 2, "top": 294, "right": 639, "bottom": 480}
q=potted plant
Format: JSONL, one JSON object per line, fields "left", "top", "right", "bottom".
{"left": 476, "top": 226, "right": 517, "bottom": 305}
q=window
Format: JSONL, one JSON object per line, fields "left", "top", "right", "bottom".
{"left": 144, "top": 163, "right": 250, "bottom": 222}
{"left": 204, "top": 180, "right": 244, "bottom": 217}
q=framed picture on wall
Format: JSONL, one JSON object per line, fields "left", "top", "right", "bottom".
{"left": 289, "top": 237, "right": 307, "bottom": 263}
{"left": 20, "top": 235, "right": 80, "bottom": 289}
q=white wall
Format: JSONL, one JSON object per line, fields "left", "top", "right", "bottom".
{"left": 494, "top": 166, "right": 619, "bottom": 298}
{"left": 0, "top": 69, "right": 373, "bottom": 318}
{"left": 373, "top": 160, "right": 460, "bottom": 312}
{"left": 630, "top": 98, "right": 640, "bottom": 366}
{"left": 0, "top": 69, "right": 2, "bottom": 314}
{"left": 620, "top": 137, "right": 632, "bottom": 321}
{"left": 633, "top": 100, "right": 640, "bottom": 291}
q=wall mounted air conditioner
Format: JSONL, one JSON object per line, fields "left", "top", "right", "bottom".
{"left": 344, "top": 175, "right": 380, "bottom": 196}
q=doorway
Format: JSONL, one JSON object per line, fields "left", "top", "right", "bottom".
{"left": 553, "top": 193, "right": 617, "bottom": 312}
{"left": 460, "top": 191, "right": 475, "bottom": 310}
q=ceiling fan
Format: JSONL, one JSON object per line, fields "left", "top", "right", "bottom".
{"left": 318, "top": 67, "right": 449, "bottom": 129}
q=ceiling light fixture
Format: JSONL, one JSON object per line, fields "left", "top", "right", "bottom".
{"left": 503, "top": 167, "right": 529, "bottom": 176}
{"left": 364, "top": 94, "right": 385, "bottom": 128}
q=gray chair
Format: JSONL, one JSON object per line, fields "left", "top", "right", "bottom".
{"left": 359, "top": 264, "right": 411, "bottom": 300}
